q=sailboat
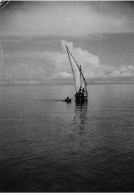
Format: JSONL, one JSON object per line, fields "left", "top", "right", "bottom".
{"left": 66, "top": 45, "right": 88, "bottom": 101}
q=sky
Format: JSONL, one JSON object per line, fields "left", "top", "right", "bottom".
{"left": 0, "top": 1, "right": 134, "bottom": 84}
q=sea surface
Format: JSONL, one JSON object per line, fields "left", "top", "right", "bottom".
{"left": 0, "top": 84, "right": 134, "bottom": 192}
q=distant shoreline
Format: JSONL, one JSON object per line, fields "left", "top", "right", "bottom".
{"left": 1, "top": 82, "right": 134, "bottom": 86}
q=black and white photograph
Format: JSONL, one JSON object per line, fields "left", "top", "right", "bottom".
{"left": 0, "top": 0, "right": 134, "bottom": 192}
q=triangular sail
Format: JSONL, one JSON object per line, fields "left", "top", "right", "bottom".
{"left": 66, "top": 45, "right": 87, "bottom": 92}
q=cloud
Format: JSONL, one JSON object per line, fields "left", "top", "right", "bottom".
{"left": 58, "top": 72, "right": 72, "bottom": 78}
{"left": 109, "top": 65, "right": 134, "bottom": 78}
{"left": 1, "top": 39, "right": 134, "bottom": 82}
{"left": 4, "top": 40, "right": 103, "bottom": 79}
{"left": 60, "top": 41, "right": 134, "bottom": 79}
{"left": 0, "top": 2, "right": 134, "bottom": 39}
{"left": 3, "top": 63, "right": 47, "bottom": 80}
{"left": 61, "top": 40, "right": 104, "bottom": 78}
{"left": 61, "top": 40, "right": 100, "bottom": 66}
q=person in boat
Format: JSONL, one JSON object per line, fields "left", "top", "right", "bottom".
{"left": 82, "top": 88, "right": 85, "bottom": 92}
{"left": 79, "top": 87, "right": 85, "bottom": 93}
{"left": 66, "top": 96, "right": 69, "bottom": 101}
{"left": 83, "top": 88, "right": 87, "bottom": 94}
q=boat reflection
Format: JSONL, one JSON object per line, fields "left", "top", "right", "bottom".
{"left": 74, "top": 100, "right": 88, "bottom": 134}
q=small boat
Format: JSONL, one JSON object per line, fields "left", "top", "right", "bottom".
{"left": 66, "top": 45, "right": 88, "bottom": 101}
{"left": 64, "top": 98, "right": 71, "bottom": 103}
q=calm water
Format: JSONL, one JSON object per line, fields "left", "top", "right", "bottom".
{"left": 0, "top": 84, "right": 134, "bottom": 192}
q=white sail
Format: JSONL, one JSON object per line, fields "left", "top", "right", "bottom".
{"left": 66, "top": 45, "right": 87, "bottom": 92}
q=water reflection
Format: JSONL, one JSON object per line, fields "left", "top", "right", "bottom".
{"left": 74, "top": 100, "right": 88, "bottom": 134}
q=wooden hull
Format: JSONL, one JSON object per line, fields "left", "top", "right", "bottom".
{"left": 75, "top": 92, "right": 88, "bottom": 101}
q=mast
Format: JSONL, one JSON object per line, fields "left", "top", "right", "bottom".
{"left": 79, "top": 65, "right": 82, "bottom": 88}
